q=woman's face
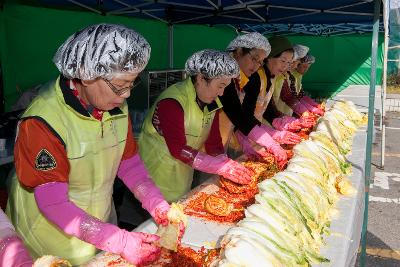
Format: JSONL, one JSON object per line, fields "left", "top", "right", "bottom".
{"left": 290, "top": 59, "right": 301, "bottom": 71}
{"left": 195, "top": 75, "right": 231, "bottom": 104}
{"left": 80, "top": 72, "right": 138, "bottom": 111}
{"left": 234, "top": 48, "right": 267, "bottom": 77}
{"left": 297, "top": 63, "right": 311, "bottom": 75}
{"left": 267, "top": 50, "right": 294, "bottom": 76}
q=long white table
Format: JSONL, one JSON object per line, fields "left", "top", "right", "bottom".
{"left": 131, "top": 128, "right": 367, "bottom": 267}
{"left": 315, "top": 128, "right": 366, "bottom": 267}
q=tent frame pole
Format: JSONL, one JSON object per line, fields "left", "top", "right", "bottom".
{"left": 360, "top": 0, "right": 381, "bottom": 266}
{"left": 380, "top": 0, "right": 389, "bottom": 169}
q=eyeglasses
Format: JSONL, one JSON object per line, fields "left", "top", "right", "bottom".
{"left": 248, "top": 52, "right": 264, "bottom": 67}
{"left": 103, "top": 78, "right": 141, "bottom": 96}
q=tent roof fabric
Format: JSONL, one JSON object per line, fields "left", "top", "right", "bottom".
{"left": 26, "top": 0, "right": 383, "bottom": 36}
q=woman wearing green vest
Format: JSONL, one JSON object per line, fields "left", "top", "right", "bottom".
{"left": 139, "top": 49, "right": 253, "bottom": 202}
{"left": 254, "top": 37, "right": 313, "bottom": 132}
{"left": 291, "top": 53, "right": 324, "bottom": 114}
{"left": 218, "top": 33, "right": 298, "bottom": 167}
{"left": 232, "top": 37, "right": 307, "bottom": 160}
{"left": 266, "top": 39, "right": 323, "bottom": 131}
{"left": 6, "top": 24, "right": 174, "bottom": 266}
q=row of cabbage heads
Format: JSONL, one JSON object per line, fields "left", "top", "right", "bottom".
{"left": 211, "top": 100, "right": 367, "bottom": 267}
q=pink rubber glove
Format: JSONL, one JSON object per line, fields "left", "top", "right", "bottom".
{"left": 301, "top": 95, "right": 319, "bottom": 108}
{"left": 34, "top": 182, "right": 161, "bottom": 266}
{"left": 299, "top": 115, "right": 314, "bottom": 128}
{"left": 235, "top": 130, "right": 259, "bottom": 157}
{"left": 272, "top": 116, "right": 302, "bottom": 131}
{"left": 248, "top": 126, "right": 287, "bottom": 162}
{"left": 260, "top": 124, "right": 301, "bottom": 145}
{"left": 235, "top": 131, "right": 273, "bottom": 161}
{"left": 301, "top": 99, "right": 324, "bottom": 116}
{"left": 0, "top": 210, "right": 33, "bottom": 267}
{"left": 0, "top": 236, "right": 33, "bottom": 267}
{"left": 152, "top": 201, "right": 170, "bottom": 226}
{"left": 192, "top": 152, "right": 252, "bottom": 184}
{"left": 118, "top": 154, "right": 170, "bottom": 225}
{"left": 292, "top": 101, "right": 310, "bottom": 116}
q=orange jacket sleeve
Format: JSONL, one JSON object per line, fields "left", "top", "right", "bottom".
{"left": 14, "top": 118, "right": 70, "bottom": 188}
{"left": 121, "top": 116, "right": 138, "bottom": 160}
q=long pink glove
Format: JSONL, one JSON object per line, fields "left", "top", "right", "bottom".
{"left": 0, "top": 211, "right": 33, "bottom": 267}
{"left": 248, "top": 126, "right": 287, "bottom": 162}
{"left": 272, "top": 116, "right": 302, "bottom": 131}
{"left": 192, "top": 152, "right": 252, "bottom": 184}
{"left": 0, "top": 236, "right": 33, "bottom": 267}
{"left": 235, "top": 131, "right": 275, "bottom": 160}
{"left": 260, "top": 124, "right": 301, "bottom": 145}
{"left": 292, "top": 101, "right": 310, "bottom": 116}
{"left": 235, "top": 130, "right": 259, "bottom": 157}
{"left": 299, "top": 117, "right": 314, "bottom": 128}
{"left": 118, "top": 154, "right": 170, "bottom": 226}
{"left": 300, "top": 98, "right": 324, "bottom": 116}
{"left": 34, "top": 182, "right": 161, "bottom": 266}
{"left": 301, "top": 95, "right": 319, "bottom": 108}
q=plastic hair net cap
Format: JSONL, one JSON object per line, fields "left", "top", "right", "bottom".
{"left": 301, "top": 54, "right": 316, "bottom": 64}
{"left": 226, "top": 32, "right": 271, "bottom": 55}
{"left": 53, "top": 23, "right": 151, "bottom": 80}
{"left": 292, "top": 44, "right": 310, "bottom": 60}
{"left": 185, "top": 49, "right": 240, "bottom": 79}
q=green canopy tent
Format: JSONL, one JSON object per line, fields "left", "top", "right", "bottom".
{"left": 0, "top": 1, "right": 387, "bottom": 266}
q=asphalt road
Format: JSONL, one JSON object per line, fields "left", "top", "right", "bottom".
{"left": 356, "top": 111, "right": 400, "bottom": 266}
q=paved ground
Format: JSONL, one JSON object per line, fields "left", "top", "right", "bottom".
{"left": 332, "top": 86, "right": 400, "bottom": 266}
{"left": 355, "top": 111, "right": 400, "bottom": 267}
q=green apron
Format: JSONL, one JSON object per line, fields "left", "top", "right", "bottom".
{"left": 291, "top": 70, "right": 303, "bottom": 95}
{"left": 139, "top": 78, "right": 222, "bottom": 202}
{"left": 272, "top": 72, "right": 294, "bottom": 116}
{"left": 254, "top": 67, "right": 274, "bottom": 127}
{"left": 6, "top": 77, "right": 128, "bottom": 265}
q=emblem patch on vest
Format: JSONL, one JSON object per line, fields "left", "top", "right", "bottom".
{"left": 35, "top": 149, "right": 57, "bottom": 171}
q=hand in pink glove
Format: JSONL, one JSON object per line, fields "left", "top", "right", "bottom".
{"left": 300, "top": 111, "right": 317, "bottom": 128}
{"left": 267, "top": 143, "right": 287, "bottom": 162}
{"left": 272, "top": 116, "right": 302, "bottom": 132}
{"left": 118, "top": 154, "right": 169, "bottom": 225}
{"left": 235, "top": 130, "right": 259, "bottom": 157}
{"left": 301, "top": 95, "right": 319, "bottom": 108}
{"left": 235, "top": 131, "right": 271, "bottom": 161}
{"left": 120, "top": 232, "right": 161, "bottom": 265}
{"left": 150, "top": 201, "right": 170, "bottom": 226}
{"left": 34, "top": 182, "right": 161, "bottom": 266}
{"left": 301, "top": 100, "right": 324, "bottom": 116}
{"left": 292, "top": 101, "right": 310, "bottom": 116}
{"left": 0, "top": 236, "right": 33, "bottom": 267}
{"left": 270, "top": 130, "right": 301, "bottom": 145}
{"left": 310, "top": 106, "right": 324, "bottom": 116}
{"left": 192, "top": 152, "right": 252, "bottom": 184}
{"left": 0, "top": 210, "right": 33, "bottom": 267}
{"left": 248, "top": 125, "right": 287, "bottom": 162}
{"left": 300, "top": 116, "right": 315, "bottom": 128}
{"left": 258, "top": 124, "right": 300, "bottom": 145}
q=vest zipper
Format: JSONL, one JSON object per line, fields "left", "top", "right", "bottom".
{"left": 101, "top": 121, "right": 104, "bottom": 138}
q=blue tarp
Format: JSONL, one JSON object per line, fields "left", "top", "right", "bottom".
{"left": 23, "top": 0, "right": 382, "bottom": 35}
